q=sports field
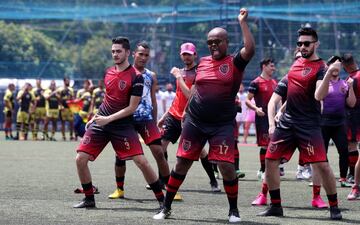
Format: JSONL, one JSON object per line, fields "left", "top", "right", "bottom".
{"left": 0, "top": 134, "right": 359, "bottom": 225}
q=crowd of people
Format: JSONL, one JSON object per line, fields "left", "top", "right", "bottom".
{"left": 3, "top": 7, "right": 360, "bottom": 223}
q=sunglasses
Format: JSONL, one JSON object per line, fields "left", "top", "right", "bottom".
{"left": 207, "top": 39, "right": 223, "bottom": 46}
{"left": 296, "top": 41, "right": 316, "bottom": 47}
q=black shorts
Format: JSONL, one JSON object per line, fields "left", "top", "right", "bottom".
{"left": 5, "top": 111, "right": 12, "bottom": 118}
{"left": 162, "top": 113, "right": 182, "bottom": 144}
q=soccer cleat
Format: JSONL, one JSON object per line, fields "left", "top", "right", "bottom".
{"left": 347, "top": 175, "right": 355, "bottom": 184}
{"left": 302, "top": 166, "right": 312, "bottom": 180}
{"left": 330, "top": 206, "right": 342, "bottom": 220}
{"left": 228, "top": 209, "right": 241, "bottom": 223}
{"left": 236, "top": 170, "right": 246, "bottom": 178}
{"left": 108, "top": 188, "right": 124, "bottom": 199}
{"left": 145, "top": 184, "right": 152, "bottom": 190}
{"left": 210, "top": 181, "right": 221, "bottom": 192}
{"left": 73, "top": 198, "right": 96, "bottom": 208}
{"left": 258, "top": 204, "right": 283, "bottom": 217}
{"left": 257, "top": 170, "right": 264, "bottom": 180}
{"left": 251, "top": 193, "right": 267, "bottom": 206}
{"left": 308, "top": 182, "right": 313, "bottom": 187}
{"left": 339, "top": 178, "right": 352, "bottom": 188}
{"left": 311, "top": 196, "right": 328, "bottom": 208}
{"left": 153, "top": 207, "right": 171, "bottom": 220}
{"left": 173, "top": 193, "right": 183, "bottom": 201}
{"left": 347, "top": 187, "right": 360, "bottom": 200}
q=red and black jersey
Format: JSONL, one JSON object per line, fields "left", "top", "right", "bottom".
{"left": 275, "top": 74, "right": 288, "bottom": 103}
{"left": 248, "top": 76, "right": 277, "bottom": 115}
{"left": 187, "top": 53, "right": 248, "bottom": 124}
{"left": 279, "top": 57, "right": 326, "bottom": 126}
{"left": 168, "top": 65, "right": 196, "bottom": 120}
{"left": 99, "top": 65, "right": 144, "bottom": 125}
{"left": 347, "top": 70, "right": 360, "bottom": 110}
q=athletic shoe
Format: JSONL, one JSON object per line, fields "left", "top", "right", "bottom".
{"left": 339, "top": 178, "right": 352, "bottom": 188}
{"left": 251, "top": 193, "right": 267, "bottom": 206}
{"left": 73, "top": 198, "right": 96, "bottom": 208}
{"left": 108, "top": 188, "right": 124, "bottom": 199}
{"left": 347, "top": 175, "right": 355, "bottom": 184}
{"left": 236, "top": 170, "right": 246, "bottom": 178}
{"left": 228, "top": 209, "right": 241, "bottom": 223}
{"left": 308, "top": 182, "right": 313, "bottom": 187}
{"left": 74, "top": 185, "right": 99, "bottom": 194}
{"left": 258, "top": 204, "right": 283, "bottom": 217}
{"left": 257, "top": 170, "right": 264, "bottom": 180}
{"left": 210, "top": 181, "right": 221, "bottom": 192}
{"left": 153, "top": 207, "right": 171, "bottom": 220}
{"left": 347, "top": 187, "right": 360, "bottom": 200}
{"left": 12, "top": 136, "right": 19, "bottom": 140}
{"left": 5, "top": 136, "right": 12, "bottom": 140}
{"left": 311, "top": 196, "right": 328, "bottom": 208}
{"left": 302, "top": 165, "right": 312, "bottom": 180}
{"left": 174, "top": 193, "right": 183, "bottom": 201}
{"left": 145, "top": 184, "right": 152, "bottom": 190}
{"left": 330, "top": 206, "right": 342, "bottom": 220}
{"left": 145, "top": 183, "right": 165, "bottom": 190}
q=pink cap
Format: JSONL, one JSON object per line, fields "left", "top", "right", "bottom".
{"left": 180, "top": 42, "right": 196, "bottom": 55}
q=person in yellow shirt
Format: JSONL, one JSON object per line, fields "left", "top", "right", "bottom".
{"left": 90, "top": 79, "right": 105, "bottom": 115}
{"left": 3, "top": 83, "right": 16, "bottom": 140}
{"left": 31, "top": 78, "right": 47, "bottom": 140}
{"left": 74, "top": 80, "right": 92, "bottom": 138}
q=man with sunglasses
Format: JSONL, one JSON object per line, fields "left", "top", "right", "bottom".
{"left": 259, "top": 27, "right": 342, "bottom": 220}
{"left": 153, "top": 8, "right": 255, "bottom": 223}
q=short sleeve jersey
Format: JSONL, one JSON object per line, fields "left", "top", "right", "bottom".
{"left": 57, "top": 87, "right": 74, "bottom": 108}
{"left": 79, "top": 91, "right": 92, "bottom": 113}
{"left": 347, "top": 70, "right": 360, "bottom": 112}
{"left": 133, "top": 68, "right": 154, "bottom": 122}
{"left": 3, "top": 89, "right": 15, "bottom": 112}
{"left": 279, "top": 57, "right": 326, "bottom": 126}
{"left": 92, "top": 87, "right": 105, "bottom": 109}
{"left": 168, "top": 65, "right": 197, "bottom": 120}
{"left": 98, "top": 65, "right": 144, "bottom": 125}
{"left": 187, "top": 53, "right": 248, "bottom": 124}
{"left": 274, "top": 75, "right": 288, "bottom": 103}
{"left": 33, "top": 87, "right": 46, "bottom": 108}
{"left": 17, "top": 90, "right": 34, "bottom": 112}
{"left": 44, "top": 89, "right": 59, "bottom": 110}
{"left": 248, "top": 76, "right": 278, "bottom": 116}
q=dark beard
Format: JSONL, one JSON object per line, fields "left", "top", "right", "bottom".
{"left": 301, "top": 50, "right": 314, "bottom": 59}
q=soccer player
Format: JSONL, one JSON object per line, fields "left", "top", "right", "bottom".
{"left": 32, "top": 78, "right": 47, "bottom": 140}
{"left": 246, "top": 58, "right": 278, "bottom": 182}
{"left": 14, "top": 83, "right": 35, "bottom": 141}
{"left": 342, "top": 53, "right": 360, "bottom": 200}
{"left": 73, "top": 37, "right": 164, "bottom": 209}
{"left": 43, "top": 80, "right": 60, "bottom": 141}
{"left": 74, "top": 80, "right": 93, "bottom": 138}
{"left": 158, "top": 42, "right": 221, "bottom": 194}
{"left": 58, "top": 76, "right": 75, "bottom": 141}
{"left": 321, "top": 56, "right": 355, "bottom": 188}
{"left": 154, "top": 8, "right": 255, "bottom": 222}
{"left": 259, "top": 27, "right": 342, "bottom": 220}
{"left": 90, "top": 79, "right": 105, "bottom": 115}
{"left": 3, "top": 83, "right": 15, "bottom": 140}
{"left": 107, "top": 41, "right": 170, "bottom": 199}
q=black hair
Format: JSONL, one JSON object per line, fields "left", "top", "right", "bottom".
{"left": 260, "top": 58, "right": 274, "bottom": 70}
{"left": 112, "top": 36, "right": 130, "bottom": 50}
{"left": 297, "top": 27, "right": 318, "bottom": 41}
{"left": 326, "top": 55, "right": 341, "bottom": 66}
{"left": 341, "top": 53, "right": 356, "bottom": 66}
{"left": 135, "top": 41, "right": 150, "bottom": 51}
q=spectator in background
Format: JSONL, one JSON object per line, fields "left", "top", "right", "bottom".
{"left": 163, "top": 83, "right": 175, "bottom": 113}
{"left": 155, "top": 85, "right": 165, "bottom": 121}
{"left": 3, "top": 83, "right": 16, "bottom": 140}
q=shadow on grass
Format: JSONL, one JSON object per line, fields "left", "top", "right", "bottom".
{"left": 161, "top": 217, "right": 275, "bottom": 224}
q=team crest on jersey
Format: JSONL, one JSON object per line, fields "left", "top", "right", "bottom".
{"left": 219, "top": 64, "right": 230, "bottom": 75}
{"left": 302, "top": 67, "right": 312, "bottom": 76}
{"left": 82, "top": 135, "right": 91, "bottom": 145}
{"left": 118, "top": 80, "right": 127, "bottom": 90}
{"left": 182, "top": 139, "right": 191, "bottom": 151}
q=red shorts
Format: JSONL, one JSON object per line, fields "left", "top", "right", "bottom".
{"left": 134, "top": 120, "right": 161, "bottom": 145}
{"left": 266, "top": 124, "right": 327, "bottom": 164}
{"left": 177, "top": 115, "right": 235, "bottom": 163}
{"left": 77, "top": 122, "right": 143, "bottom": 161}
